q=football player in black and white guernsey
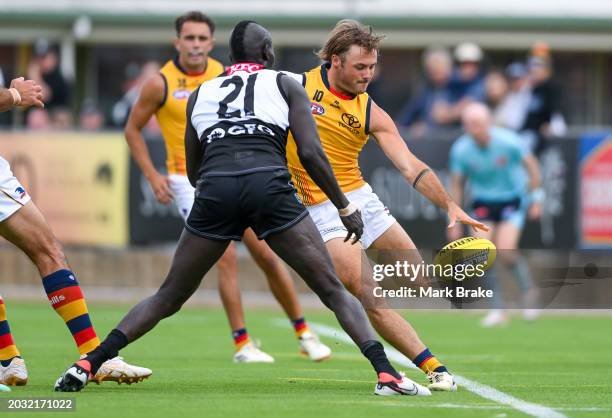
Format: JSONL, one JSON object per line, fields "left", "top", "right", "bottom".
{"left": 55, "top": 21, "right": 430, "bottom": 397}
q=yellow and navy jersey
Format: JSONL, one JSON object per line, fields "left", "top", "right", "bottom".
{"left": 156, "top": 56, "right": 225, "bottom": 175}
{"left": 285, "top": 64, "right": 372, "bottom": 206}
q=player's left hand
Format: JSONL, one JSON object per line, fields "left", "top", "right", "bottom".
{"left": 340, "top": 209, "right": 364, "bottom": 245}
{"left": 528, "top": 202, "right": 542, "bottom": 220}
{"left": 10, "top": 77, "right": 44, "bottom": 108}
{"left": 446, "top": 201, "right": 488, "bottom": 233}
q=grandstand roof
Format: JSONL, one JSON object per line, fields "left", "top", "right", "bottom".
{"left": 2, "top": 0, "right": 612, "bottom": 49}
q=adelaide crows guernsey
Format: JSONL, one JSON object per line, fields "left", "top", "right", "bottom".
{"left": 156, "top": 56, "right": 224, "bottom": 175}
{"left": 285, "top": 64, "right": 372, "bottom": 206}
{"left": 191, "top": 63, "right": 291, "bottom": 178}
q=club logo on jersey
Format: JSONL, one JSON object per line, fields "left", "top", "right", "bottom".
{"left": 339, "top": 113, "right": 362, "bottom": 135}
{"left": 311, "top": 102, "right": 325, "bottom": 115}
{"left": 330, "top": 100, "right": 341, "bottom": 109}
{"left": 173, "top": 89, "right": 191, "bottom": 100}
{"left": 15, "top": 187, "right": 26, "bottom": 199}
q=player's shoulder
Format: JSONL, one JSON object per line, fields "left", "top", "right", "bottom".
{"left": 139, "top": 71, "right": 166, "bottom": 101}
{"left": 492, "top": 127, "right": 522, "bottom": 147}
{"left": 159, "top": 59, "right": 175, "bottom": 73}
{"left": 451, "top": 134, "right": 473, "bottom": 153}
{"left": 280, "top": 71, "right": 305, "bottom": 86}
{"left": 206, "top": 57, "right": 226, "bottom": 76}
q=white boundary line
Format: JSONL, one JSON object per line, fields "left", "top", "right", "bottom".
{"left": 275, "top": 320, "right": 568, "bottom": 418}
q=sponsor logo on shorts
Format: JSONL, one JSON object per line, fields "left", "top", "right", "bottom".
{"left": 15, "top": 187, "right": 26, "bottom": 199}
{"left": 310, "top": 102, "right": 325, "bottom": 115}
{"left": 320, "top": 226, "right": 347, "bottom": 236}
{"left": 173, "top": 89, "right": 191, "bottom": 100}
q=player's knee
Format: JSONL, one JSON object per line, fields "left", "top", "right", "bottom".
{"left": 217, "top": 245, "right": 237, "bottom": 270}
{"left": 154, "top": 290, "right": 187, "bottom": 317}
{"left": 253, "top": 249, "right": 282, "bottom": 274}
{"left": 320, "top": 277, "right": 350, "bottom": 307}
{"left": 32, "top": 237, "right": 68, "bottom": 275}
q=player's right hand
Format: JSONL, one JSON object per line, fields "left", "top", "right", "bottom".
{"left": 148, "top": 172, "right": 173, "bottom": 204}
{"left": 10, "top": 77, "right": 44, "bottom": 108}
{"left": 340, "top": 209, "right": 364, "bottom": 245}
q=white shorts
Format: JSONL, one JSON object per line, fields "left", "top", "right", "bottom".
{"left": 168, "top": 174, "right": 195, "bottom": 221}
{"left": 307, "top": 183, "right": 395, "bottom": 249}
{"left": 0, "top": 156, "right": 31, "bottom": 222}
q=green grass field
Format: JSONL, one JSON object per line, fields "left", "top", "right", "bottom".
{"left": 0, "top": 302, "right": 610, "bottom": 418}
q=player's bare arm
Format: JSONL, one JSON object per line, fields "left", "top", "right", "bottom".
{"left": 447, "top": 173, "right": 467, "bottom": 241}
{"left": 184, "top": 88, "right": 203, "bottom": 188}
{"left": 280, "top": 74, "right": 363, "bottom": 243}
{"left": 0, "top": 78, "right": 44, "bottom": 112}
{"left": 368, "top": 100, "right": 487, "bottom": 232}
{"left": 523, "top": 153, "right": 543, "bottom": 219}
{"left": 124, "top": 73, "right": 173, "bottom": 204}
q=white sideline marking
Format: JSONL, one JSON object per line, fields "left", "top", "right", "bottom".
{"left": 332, "top": 401, "right": 607, "bottom": 412}
{"left": 275, "top": 320, "right": 567, "bottom": 418}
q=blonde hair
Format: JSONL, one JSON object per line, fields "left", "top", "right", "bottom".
{"left": 317, "top": 19, "right": 384, "bottom": 62}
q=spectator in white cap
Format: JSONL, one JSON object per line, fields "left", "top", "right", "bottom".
{"left": 431, "top": 42, "right": 486, "bottom": 126}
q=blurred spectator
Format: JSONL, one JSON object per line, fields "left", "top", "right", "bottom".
{"left": 484, "top": 70, "right": 508, "bottom": 111}
{"left": 27, "top": 39, "right": 71, "bottom": 110}
{"left": 396, "top": 47, "right": 452, "bottom": 138}
{"left": 530, "top": 41, "right": 551, "bottom": 59}
{"left": 26, "top": 108, "right": 51, "bottom": 130}
{"left": 0, "top": 67, "right": 9, "bottom": 126}
{"left": 51, "top": 107, "right": 73, "bottom": 130}
{"left": 493, "top": 62, "right": 531, "bottom": 130}
{"left": 431, "top": 42, "right": 486, "bottom": 126}
{"left": 79, "top": 100, "right": 105, "bottom": 131}
{"left": 520, "top": 55, "right": 565, "bottom": 154}
{"left": 112, "top": 61, "right": 161, "bottom": 127}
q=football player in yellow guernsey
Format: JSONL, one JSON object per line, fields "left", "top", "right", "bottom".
{"left": 124, "top": 11, "right": 330, "bottom": 363}
{"left": 284, "top": 20, "right": 488, "bottom": 391}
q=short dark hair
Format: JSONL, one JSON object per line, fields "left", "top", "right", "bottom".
{"left": 174, "top": 11, "right": 215, "bottom": 36}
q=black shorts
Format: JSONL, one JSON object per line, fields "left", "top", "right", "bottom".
{"left": 185, "top": 169, "right": 309, "bottom": 241}
{"left": 471, "top": 197, "right": 522, "bottom": 224}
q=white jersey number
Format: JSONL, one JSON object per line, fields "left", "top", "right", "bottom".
{"left": 217, "top": 74, "right": 258, "bottom": 119}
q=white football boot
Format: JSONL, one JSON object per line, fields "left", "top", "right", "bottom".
{"left": 299, "top": 331, "right": 331, "bottom": 362}
{"left": 90, "top": 356, "right": 152, "bottom": 384}
{"left": 233, "top": 342, "right": 275, "bottom": 363}
{"left": 0, "top": 357, "right": 27, "bottom": 386}
{"left": 375, "top": 372, "right": 431, "bottom": 396}
{"left": 427, "top": 371, "right": 457, "bottom": 391}
{"left": 480, "top": 309, "right": 509, "bottom": 327}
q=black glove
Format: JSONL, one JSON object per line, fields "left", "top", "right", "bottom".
{"left": 340, "top": 208, "right": 364, "bottom": 245}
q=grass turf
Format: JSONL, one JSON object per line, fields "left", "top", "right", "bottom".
{"left": 0, "top": 302, "right": 610, "bottom": 418}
